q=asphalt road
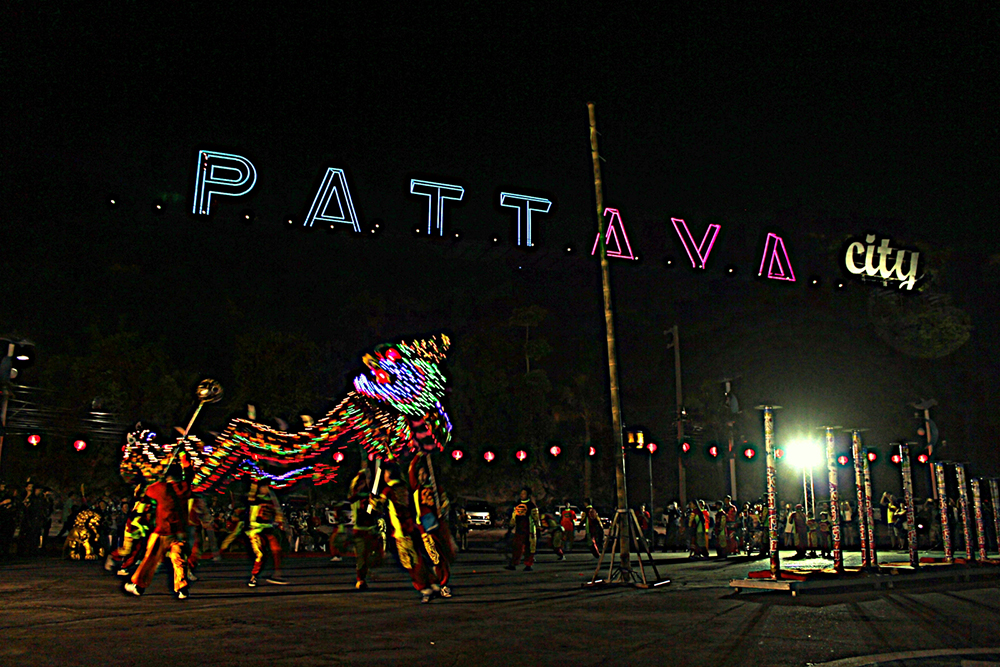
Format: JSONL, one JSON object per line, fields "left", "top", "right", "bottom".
{"left": 1, "top": 534, "right": 998, "bottom": 667}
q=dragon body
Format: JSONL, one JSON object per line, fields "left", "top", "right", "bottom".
{"left": 121, "top": 334, "right": 452, "bottom": 491}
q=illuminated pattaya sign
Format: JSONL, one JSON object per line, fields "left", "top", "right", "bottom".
{"left": 843, "top": 235, "right": 921, "bottom": 290}
{"left": 187, "top": 149, "right": 922, "bottom": 287}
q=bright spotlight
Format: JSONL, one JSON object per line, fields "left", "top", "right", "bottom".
{"left": 786, "top": 438, "right": 823, "bottom": 470}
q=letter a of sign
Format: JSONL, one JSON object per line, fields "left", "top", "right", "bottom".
{"left": 671, "top": 218, "right": 720, "bottom": 269}
{"left": 591, "top": 208, "right": 636, "bottom": 260}
{"left": 303, "top": 168, "right": 361, "bottom": 232}
{"left": 758, "top": 232, "right": 796, "bottom": 281}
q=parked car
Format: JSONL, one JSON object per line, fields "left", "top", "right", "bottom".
{"left": 464, "top": 500, "right": 493, "bottom": 528}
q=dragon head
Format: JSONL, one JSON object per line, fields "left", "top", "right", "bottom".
{"left": 352, "top": 334, "right": 450, "bottom": 416}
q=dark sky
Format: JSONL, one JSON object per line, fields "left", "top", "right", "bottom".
{"left": 2, "top": 4, "right": 997, "bottom": 484}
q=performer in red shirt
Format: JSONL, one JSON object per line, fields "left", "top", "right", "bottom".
{"left": 409, "top": 452, "right": 455, "bottom": 598}
{"left": 125, "top": 458, "right": 192, "bottom": 599}
{"left": 371, "top": 461, "right": 435, "bottom": 603}
{"left": 559, "top": 504, "right": 577, "bottom": 553}
{"left": 348, "top": 466, "right": 383, "bottom": 590}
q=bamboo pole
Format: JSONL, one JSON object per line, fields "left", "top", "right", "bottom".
{"left": 823, "top": 427, "right": 843, "bottom": 572}
{"left": 588, "top": 102, "right": 630, "bottom": 577}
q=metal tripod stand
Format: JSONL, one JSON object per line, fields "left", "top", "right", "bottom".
{"left": 587, "top": 508, "right": 669, "bottom": 588}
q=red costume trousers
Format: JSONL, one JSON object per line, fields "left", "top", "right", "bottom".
{"left": 510, "top": 532, "right": 535, "bottom": 566}
{"left": 131, "top": 533, "right": 187, "bottom": 592}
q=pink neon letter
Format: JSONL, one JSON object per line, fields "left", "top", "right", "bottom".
{"left": 758, "top": 233, "right": 796, "bottom": 281}
{"left": 670, "top": 218, "right": 720, "bottom": 269}
{"left": 591, "top": 208, "right": 637, "bottom": 260}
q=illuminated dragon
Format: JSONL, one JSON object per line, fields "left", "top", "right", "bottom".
{"left": 120, "top": 334, "right": 452, "bottom": 491}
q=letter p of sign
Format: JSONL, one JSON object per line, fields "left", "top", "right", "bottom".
{"left": 192, "top": 151, "right": 257, "bottom": 216}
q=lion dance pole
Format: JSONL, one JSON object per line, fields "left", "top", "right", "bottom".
{"left": 991, "top": 479, "right": 1000, "bottom": 558}
{"left": 861, "top": 444, "right": 878, "bottom": 569}
{"left": 759, "top": 405, "right": 781, "bottom": 579}
{"left": 850, "top": 430, "right": 869, "bottom": 568}
{"left": 971, "top": 479, "right": 988, "bottom": 562}
{"left": 899, "top": 442, "right": 918, "bottom": 568}
{"left": 822, "top": 426, "right": 843, "bottom": 573}
{"left": 955, "top": 463, "right": 973, "bottom": 561}
{"left": 935, "top": 462, "right": 952, "bottom": 562}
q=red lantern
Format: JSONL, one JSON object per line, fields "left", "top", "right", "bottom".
{"left": 917, "top": 453, "right": 929, "bottom": 464}
{"left": 708, "top": 445, "right": 719, "bottom": 458}
{"left": 451, "top": 449, "right": 464, "bottom": 461}
{"left": 891, "top": 454, "right": 902, "bottom": 464}
{"left": 646, "top": 442, "right": 658, "bottom": 454}
{"left": 775, "top": 448, "right": 785, "bottom": 459}
{"left": 549, "top": 445, "right": 561, "bottom": 457}
{"left": 484, "top": 450, "right": 495, "bottom": 462}
{"left": 332, "top": 451, "right": 345, "bottom": 463}
{"left": 837, "top": 455, "right": 850, "bottom": 466}
{"left": 744, "top": 448, "right": 756, "bottom": 460}
{"left": 515, "top": 450, "right": 527, "bottom": 462}
{"left": 27, "top": 434, "right": 41, "bottom": 446}
{"left": 588, "top": 446, "right": 596, "bottom": 456}
{"left": 73, "top": 440, "right": 86, "bottom": 451}
{"left": 867, "top": 451, "right": 877, "bottom": 463}
{"left": 681, "top": 442, "right": 691, "bottom": 453}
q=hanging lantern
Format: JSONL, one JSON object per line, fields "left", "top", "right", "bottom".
{"left": 451, "top": 449, "right": 464, "bottom": 461}
{"left": 484, "top": 450, "right": 495, "bottom": 462}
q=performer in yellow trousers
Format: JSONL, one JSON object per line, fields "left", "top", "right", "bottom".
{"left": 247, "top": 480, "right": 288, "bottom": 587}
{"left": 124, "top": 462, "right": 191, "bottom": 599}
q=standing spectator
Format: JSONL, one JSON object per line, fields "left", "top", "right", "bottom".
{"left": 0, "top": 482, "right": 17, "bottom": 559}
{"left": 18, "top": 482, "right": 47, "bottom": 556}
{"left": 791, "top": 504, "right": 808, "bottom": 558}
{"left": 505, "top": 486, "right": 539, "bottom": 571}
{"left": 782, "top": 503, "right": 795, "bottom": 549}
{"left": 818, "top": 511, "right": 832, "bottom": 558}
{"left": 455, "top": 506, "right": 469, "bottom": 552}
{"left": 559, "top": 503, "right": 576, "bottom": 552}
{"left": 841, "top": 501, "right": 855, "bottom": 548}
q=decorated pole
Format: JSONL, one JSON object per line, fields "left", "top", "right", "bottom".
{"left": 954, "top": 463, "right": 973, "bottom": 561}
{"left": 861, "top": 447, "right": 879, "bottom": 569}
{"left": 822, "top": 426, "right": 843, "bottom": 572}
{"left": 971, "top": 479, "right": 988, "bottom": 562}
{"left": 991, "top": 479, "right": 1000, "bottom": 558}
{"left": 899, "top": 442, "right": 918, "bottom": 568}
{"left": 935, "top": 462, "right": 953, "bottom": 562}
{"left": 849, "top": 430, "right": 869, "bottom": 567}
{"left": 588, "top": 102, "right": 631, "bottom": 579}
{"left": 758, "top": 405, "right": 782, "bottom": 579}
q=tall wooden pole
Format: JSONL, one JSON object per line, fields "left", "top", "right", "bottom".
{"left": 672, "top": 325, "right": 686, "bottom": 507}
{"left": 822, "top": 426, "right": 844, "bottom": 573}
{"left": 588, "top": 102, "right": 630, "bottom": 575}
{"left": 759, "top": 405, "right": 781, "bottom": 579}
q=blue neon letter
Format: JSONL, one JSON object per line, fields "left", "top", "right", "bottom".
{"left": 410, "top": 180, "right": 464, "bottom": 236}
{"left": 303, "top": 168, "right": 361, "bottom": 232}
{"left": 192, "top": 151, "right": 257, "bottom": 216}
{"left": 499, "top": 193, "right": 552, "bottom": 247}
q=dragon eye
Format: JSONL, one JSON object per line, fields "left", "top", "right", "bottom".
{"left": 374, "top": 369, "right": 391, "bottom": 384}
{"left": 385, "top": 349, "right": 401, "bottom": 362}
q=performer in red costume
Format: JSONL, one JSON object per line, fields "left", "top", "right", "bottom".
{"left": 371, "top": 461, "right": 436, "bottom": 603}
{"left": 505, "top": 487, "right": 539, "bottom": 571}
{"left": 409, "top": 452, "right": 455, "bottom": 598}
{"left": 124, "top": 458, "right": 192, "bottom": 599}
{"left": 348, "top": 466, "right": 383, "bottom": 590}
{"left": 106, "top": 481, "right": 153, "bottom": 576}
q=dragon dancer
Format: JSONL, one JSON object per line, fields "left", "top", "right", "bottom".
{"left": 505, "top": 487, "right": 539, "bottom": 571}
{"left": 348, "top": 466, "right": 383, "bottom": 590}
{"left": 371, "top": 461, "right": 436, "bottom": 603}
{"left": 246, "top": 480, "right": 288, "bottom": 587}
{"left": 105, "top": 481, "right": 153, "bottom": 576}
{"left": 124, "top": 458, "right": 192, "bottom": 599}
{"left": 409, "top": 452, "right": 455, "bottom": 598}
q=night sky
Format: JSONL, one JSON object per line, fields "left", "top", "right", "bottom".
{"left": 2, "top": 5, "right": 997, "bottom": 493}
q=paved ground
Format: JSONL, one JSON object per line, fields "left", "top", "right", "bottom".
{"left": 1, "top": 533, "right": 998, "bottom": 666}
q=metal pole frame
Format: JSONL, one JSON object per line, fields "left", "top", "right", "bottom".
{"left": 899, "top": 442, "right": 919, "bottom": 568}
{"left": 824, "top": 427, "right": 843, "bottom": 572}
{"left": 935, "top": 462, "right": 953, "bottom": 562}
